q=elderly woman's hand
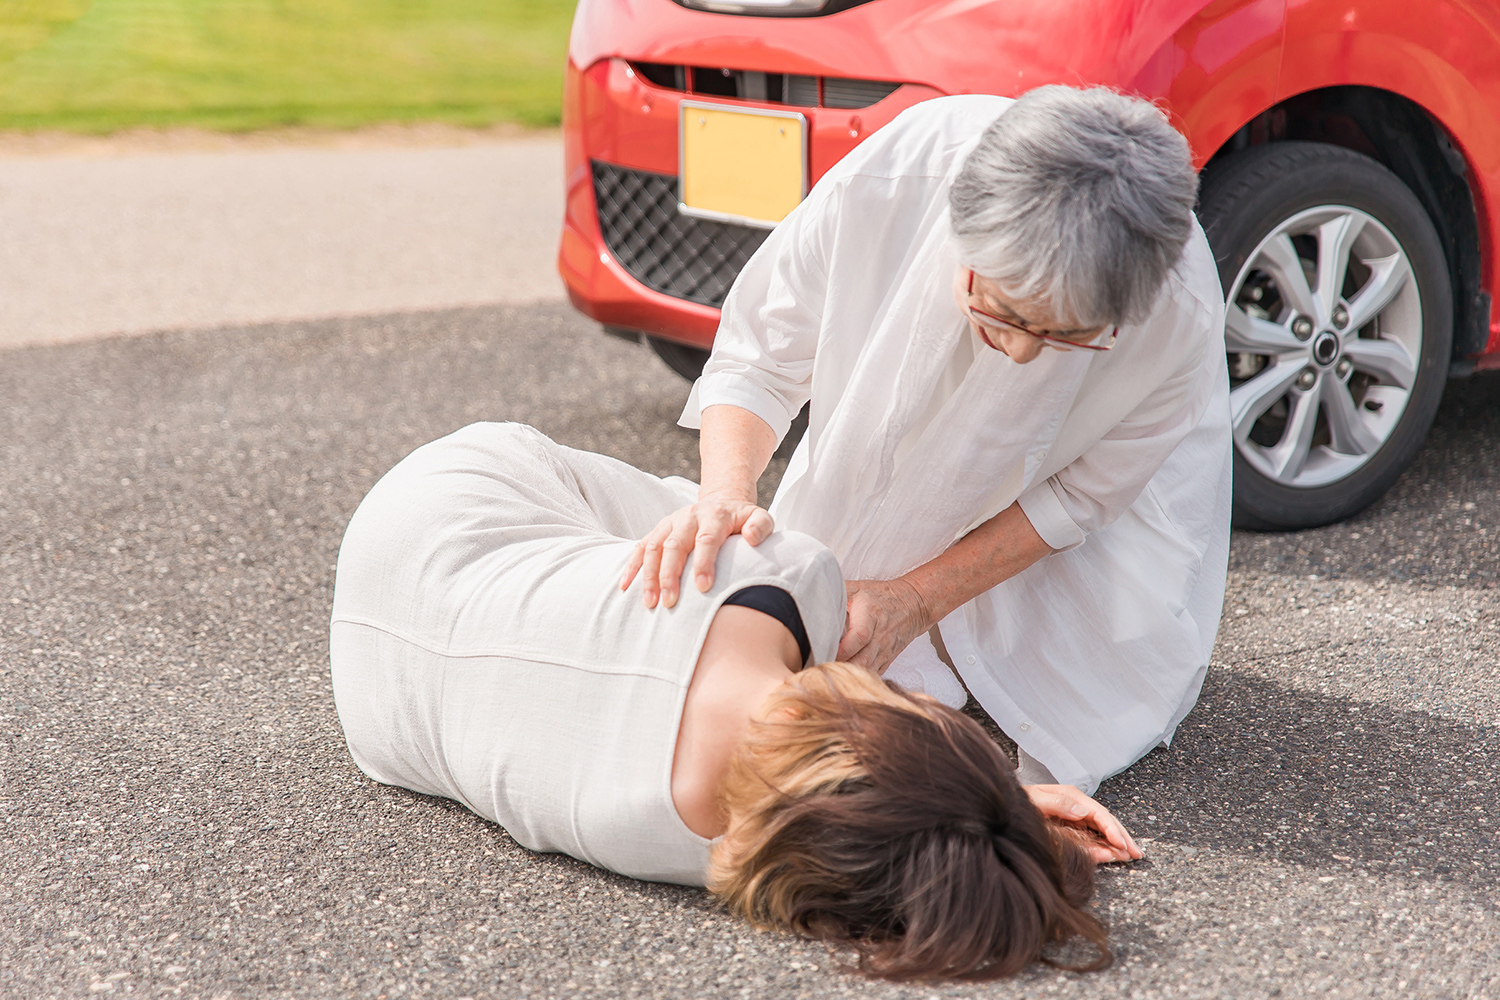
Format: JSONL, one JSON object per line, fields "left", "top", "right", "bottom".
{"left": 837, "top": 578, "right": 932, "bottom": 672}
{"left": 620, "top": 495, "right": 774, "bottom": 609}
{"left": 621, "top": 404, "right": 781, "bottom": 610}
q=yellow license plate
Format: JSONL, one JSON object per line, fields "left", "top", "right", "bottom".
{"left": 679, "top": 101, "right": 807, "bottom": 229}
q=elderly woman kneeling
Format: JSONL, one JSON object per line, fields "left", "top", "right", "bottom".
{"left": 625, "top": 85, "right": 1233, "bottom": 793}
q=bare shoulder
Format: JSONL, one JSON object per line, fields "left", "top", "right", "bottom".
{"left": 671, "top": 606, "right": 801, "bottom": 839}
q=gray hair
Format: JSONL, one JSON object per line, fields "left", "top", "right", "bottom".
{"left": 948, "top": 85, "right": 1198, "bottom": 327}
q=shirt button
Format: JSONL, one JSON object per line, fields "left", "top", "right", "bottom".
{"left": 964, "top": 654, "right": 976, "bottom": 665}
{"left": 1019, "top": 722, "right": 1032, "bottom": 732}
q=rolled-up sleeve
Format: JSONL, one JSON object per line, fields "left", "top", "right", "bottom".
{"left": 1017, "top": 480, "right": 1088, "bottom": 551}
{"left": 678, "top": 182, "right": 840, "bottom": 443}
{"left": 1020, "top": 334, "right": 1221, "bottom": 550}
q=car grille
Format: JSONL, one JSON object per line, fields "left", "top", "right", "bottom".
{"left": 592, "top": 160, "right": 770, "bottom": 308}
{"left": 630, "top": 62, "right": 902, "bottom": 110}
{"left": 823, "top": 77, "right": 903, "bottom": 109}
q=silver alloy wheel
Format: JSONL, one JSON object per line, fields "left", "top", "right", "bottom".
{"left": 1225, "top": 206, "right": 1423, "bottom": 488}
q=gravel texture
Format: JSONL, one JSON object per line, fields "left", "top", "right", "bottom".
{"left": 1, "top": 302, "right": 1497, "bottom": 999}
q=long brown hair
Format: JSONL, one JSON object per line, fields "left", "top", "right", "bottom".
{"left": 708, "top": 661, "right": 1109, "bottom": 980}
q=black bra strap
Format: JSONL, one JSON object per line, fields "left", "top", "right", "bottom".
{"left": 721, "top": 586, "right": 812, "bottom": 664}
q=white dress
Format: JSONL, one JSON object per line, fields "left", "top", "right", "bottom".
{"left": 329, "top": 422, "right": 846, "bottom": 885}
{"left": 683, "top": 95, "right": 1233, "bottom": 793}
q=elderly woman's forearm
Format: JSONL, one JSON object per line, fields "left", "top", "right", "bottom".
{"left": 699, "top": 405, "right": 779, "bottom": 503}
{"left": 901, "top": 503, "right": 1054, "bottom": 626}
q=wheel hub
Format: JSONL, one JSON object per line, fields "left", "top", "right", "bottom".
{"left": 1223, "top": 205, "right": 1423, "bottom": 489}
{"left": 1312, "top": 331, "right": 1340, "bottom": 366}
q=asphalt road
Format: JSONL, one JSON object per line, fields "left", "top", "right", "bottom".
{"left": 2, "top": 302, "right": 1497, "bottom": 999}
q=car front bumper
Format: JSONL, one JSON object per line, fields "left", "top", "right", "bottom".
{"left": 557, "top": 42, "right": 944, "bottom": 349}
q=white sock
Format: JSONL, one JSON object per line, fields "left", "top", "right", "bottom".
{"left": 883, "top": 632, "right": 968, "bottom": 709}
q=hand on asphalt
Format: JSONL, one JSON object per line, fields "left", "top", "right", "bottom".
{"left": 619, "top": 498, "right": 774, "bottom": 609}
{"left": 837, "top": 578, "right": 931, "bottom": 672}
{"left": 1024, "top": 783, "right": 1143, "bottom": 865}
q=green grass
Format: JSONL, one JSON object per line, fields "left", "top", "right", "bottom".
{"left": 0, "top": 0, "right": 576, "bottom": 133}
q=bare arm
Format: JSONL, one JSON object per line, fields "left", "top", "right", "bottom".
{"left": 620, "top": 404, "right": 780, "bottom": 608}
{"left": 838, "top": 501, "right": 1054, "bottom": 668}
{"left": 909, "top": 501, "right": 1053, "bottom": 625}
{"left": 697, "top": 404, "right": 780, "bottom": 507}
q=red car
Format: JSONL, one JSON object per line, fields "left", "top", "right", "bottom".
{"left": 556, "top": 0, "right": 1500, "bottom": 529}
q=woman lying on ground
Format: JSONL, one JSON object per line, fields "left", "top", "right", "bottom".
{"left": 329, "top": 422, "right": 1143, "bottom": 980}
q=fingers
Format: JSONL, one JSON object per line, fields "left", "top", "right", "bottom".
{"left": 837, "top": 608, "right": 872, "bottom": 663}
{"left": 636, "top": 517, "right": 673, "bottom": 610}
{"left": 1024, "top": 785, "right": 1143, "bottom": 862}
{"left": 1074, "top": 797, "right": 1140, "bottom": 859}
{"left": 690, "top": 507, "right": 734, "bottom": 594}
{"left": 656, "top": 516, "right": 699, "bottom": 609}
{"left": 690, "top": 504, "right": 772, "bottom": 592}
{"left": 837, "top": 634, "right": 873, "bottom": 666}
{"left": 1089, "top": 843, "right": 1129, "bottom": 865}
{"left": 626, "top": 501, "right": 774, "bottom": 610}
{"left": 741, "top": 507, "right": 775, "bottom": 546}
{"left": 1023, "top": 787, "right": 1078, "bottom": 821}
{"left": 834, "top": 584, "right": 913, "bottom": 672}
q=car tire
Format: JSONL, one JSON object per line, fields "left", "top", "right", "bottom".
{"left": 1198, "top": 141, "right": 1452, "bottom": 531}
{"left": 646, "top": 336, "right": 711, "bottom": 382}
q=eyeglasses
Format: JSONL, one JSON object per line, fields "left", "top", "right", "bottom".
{"left": 964, "top": 269, "right": 1117, "bottom": 352}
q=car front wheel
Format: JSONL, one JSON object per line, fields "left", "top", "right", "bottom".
{"left": 1198, "top": 142, "right": 1452, "bottom": 530}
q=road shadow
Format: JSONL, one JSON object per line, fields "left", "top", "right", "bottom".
{"left": 1101, "top": 667, "right": 1499, "bottom": 890}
